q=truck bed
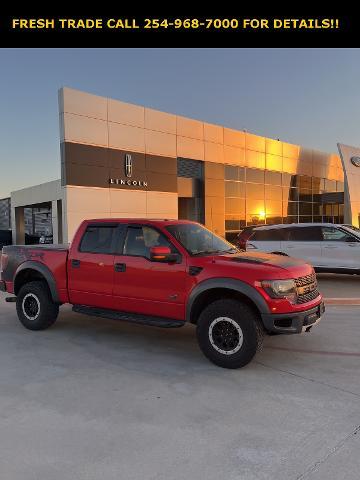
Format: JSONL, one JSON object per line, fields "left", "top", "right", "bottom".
{"left": 1, "top": 244, "right": 69, "bottom": 298}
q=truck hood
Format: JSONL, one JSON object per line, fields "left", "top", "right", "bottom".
{"left": 193, "top": 251, "right": 314, "bottom": 280}
{"left": 227, "top": 251, "right": 306, "bottom": 268}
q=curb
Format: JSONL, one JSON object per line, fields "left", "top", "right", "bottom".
{"left": 324, "top": 298, "right": 360, "bottom": 305}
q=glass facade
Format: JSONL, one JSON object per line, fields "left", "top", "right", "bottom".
{"left": 0, "top": 198, "right": 11, "bottom": 230}
{"left": 225, "top": 166, "right": 344, "bottom": 240}
{"left": 24, "top": 203, "right": 53, "bottom": 242}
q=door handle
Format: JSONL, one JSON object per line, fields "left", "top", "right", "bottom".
{"left": 114, "top": 262, "right": 126, "bottom": 272}
{"left": 71, "top": 259, "right": 81, "bottom": 268}
{"left": 323, "top": 245, "right": 337, "bottom": 249}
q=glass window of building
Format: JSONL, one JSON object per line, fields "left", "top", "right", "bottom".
{"left": 225, "top": 181, "right": 245, "bottom": 198}
{"left": 265, "top": 215, "right": 283, "bottom": 225}
{"left": 298, "top": 175, "right": 312, "bottom": 190}
{"left": 284, "top": 201, "right": 298, "bottom": 216}
{"left": 225, "top": 166, "right": 245, "bottom": 182}
{"left": 225, "top": 198, "right": 245, "bottom": 215}
{"left": 299, "top": 202, "right": 313, "bottom": 216}
{"left": 324, "top": 179, "right": 337, "bottom": 192}
{"left": 312, "top": 203, "right": 322, "bottom": 216}
{"left": 246, "top": 168, "right": 264, "bottom": 184}
{"left": 282, "top": 173, "right": 293, "bottom": 187}
{"left": 298, "top": 190, "right": 312, "bottom": 202}
{"left": 283, "top": 187, "right": 299, "bottom": 202}
{"left": 265, "top": 185, "right": 282, "bottom": 201}
{"left": 336, "top": 181, "right": 344, "bottom": 192}
{"left": 312, "top": 177, "right": 322, "bottom": 194}
{"left": 265, "top": 170, "right": 282, "bottom": 185}
{"left": 224, "top": 156, "right": 345, "bottom": 239}
{"left": 246, "top": 183, "right": 264, "bottom": 199}
{"left": 225, "top": 165, "right": 239, "bottom": 181}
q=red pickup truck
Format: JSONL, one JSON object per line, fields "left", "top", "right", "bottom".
{"left": 0, "top": 219, "right": 324, "bottom": 369}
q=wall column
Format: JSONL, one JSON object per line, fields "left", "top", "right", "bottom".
{"left": 14, "top": 206, "right": 25, "bottom": 245}
{"left": 51, "top": 200, "right": 59, "bottom": 244}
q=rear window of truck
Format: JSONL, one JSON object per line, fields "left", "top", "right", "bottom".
{"left": 79, "top": 226, "right": 118, "bottom": 254}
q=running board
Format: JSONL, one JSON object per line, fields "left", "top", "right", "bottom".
{"left": 72, "top": 305, "right": 185, "bottom": 328}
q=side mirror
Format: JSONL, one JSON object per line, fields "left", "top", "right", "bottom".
{"left": 150, "top": 246, "right": 178, "bottom": 263}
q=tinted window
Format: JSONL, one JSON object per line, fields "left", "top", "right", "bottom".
{"left": 287, "top": 226, "right": 322, "bottom": 241}
{"left": 80, "top": 226, "right": 118, "bottom": 254}
{"left": 123, "top": 226, "right": 174, "bottom": 257}
{"left": 251, "top": 229, "right": 284, "bottom": 241}
{"left": 322, "top": 227, "right": 357, "bottom": 242}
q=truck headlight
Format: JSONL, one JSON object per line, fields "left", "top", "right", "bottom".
{"left": 261, "top": 279, "right": 297, "bottom": 304}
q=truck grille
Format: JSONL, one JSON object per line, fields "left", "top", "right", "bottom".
{"left": 296, "top": 289, "right": 320, "bottom": 304}
{"left": 294, "top": 272, "right": 316, "bottom": 288}
{"left": 295, "top": 272, "right": 319, "bottom": 304}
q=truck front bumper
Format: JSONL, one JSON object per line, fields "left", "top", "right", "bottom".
{"left": 261, "top": 302, "right": 325, "bottom": 334}
{"left": 0, "top": 280, "right": 6, "bottom": 292}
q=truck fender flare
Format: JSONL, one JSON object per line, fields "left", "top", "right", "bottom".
{"left": 14, "top": 261, "right": 60, "bottom": 303}
{"left": 186, "top": 278, "right": 270, "bottom": 323}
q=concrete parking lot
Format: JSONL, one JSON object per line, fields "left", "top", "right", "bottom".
{"left": 0, "top": 289, "right": 359, "bottom": 480}
{"left": 317, "top": 273, "right": 360, "bottom": 301}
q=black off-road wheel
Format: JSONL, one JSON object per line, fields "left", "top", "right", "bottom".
{"left": 196, "top": 299, "right": 264, "bottom": 369}
{"left": 16, "top": 281, "right": 59, "bottom": 331}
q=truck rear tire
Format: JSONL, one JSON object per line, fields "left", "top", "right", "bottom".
{"left": 196, "top": 299, "right": 264, "bottom": 369}
{"left": 16, "top": 281, "right": 59, "bottom": 331}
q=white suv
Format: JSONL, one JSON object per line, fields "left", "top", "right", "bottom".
{"left": 246, "top": 223, "right": 360, "bottom": 274}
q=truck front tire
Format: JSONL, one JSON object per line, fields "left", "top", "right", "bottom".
{"left": 16, "top": 281, "right": 59, "bottom": 330}
{"left": 196, "top": 299, "right": 264, "bottom": 369}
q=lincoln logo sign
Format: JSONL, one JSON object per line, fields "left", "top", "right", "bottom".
{"left": 125, "top": 153, "right": 133, "bottom": 177}
{"left": 109, "top": 153, "right": 148, "bottom": 187}
{"left": 351, "top": 156, "right": 360, "bottom": 167}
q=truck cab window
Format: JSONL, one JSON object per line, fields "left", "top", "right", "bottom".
{"left": 79, "top": 226, "right": 117, "bottom": 254}
{"left": 123, "top": 226, "right": 175, "bottom": 258}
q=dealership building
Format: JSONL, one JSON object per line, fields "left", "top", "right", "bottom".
{"left": 1, "top": 87, "right": 360, "bottom": 245}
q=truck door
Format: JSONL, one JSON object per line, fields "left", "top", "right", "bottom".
{"left": 68, "top": 223, "right": 123, "bottom": 308}
{"left": 112, "top": 225, "right": 187, "bottom": 320}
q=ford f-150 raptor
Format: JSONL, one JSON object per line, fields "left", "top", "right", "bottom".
{"left": 0, "top": 219, "right": 324, "bottom": 368}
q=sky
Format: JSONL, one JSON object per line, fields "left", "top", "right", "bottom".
{"left": 0, "top": 48, "right": 360, "bottom": 199}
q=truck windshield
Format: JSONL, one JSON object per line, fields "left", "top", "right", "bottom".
{"left": 166, "top": 223, "right": 238, "bottom": 256}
